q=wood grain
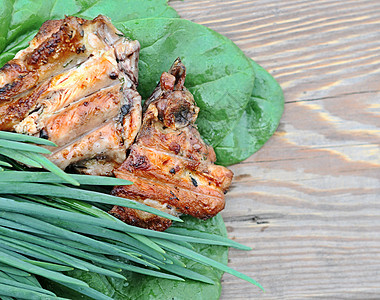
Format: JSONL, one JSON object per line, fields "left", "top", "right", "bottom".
{"left": 170, "top": 0, "right": 380, "bottom": 298}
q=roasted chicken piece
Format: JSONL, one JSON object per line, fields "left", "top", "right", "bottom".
{"left": 110, "top": 59, "right": 233, "bottom": 231}
{"left": 0, "top": 15, "right": 141, "bottom": 175}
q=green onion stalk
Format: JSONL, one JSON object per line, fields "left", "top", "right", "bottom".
{"left": 0, "top": 131, "right": 263, "bottom": 299}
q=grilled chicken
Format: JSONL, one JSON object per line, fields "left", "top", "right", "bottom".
{"left": 110, "top": 59, "right": 233, "bottom": 231}
{"left": 0, "top": 15, "right": 141, "bottom": 175}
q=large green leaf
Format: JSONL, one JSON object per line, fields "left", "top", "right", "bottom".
{"left": 214, "top": 60, "right": 284, "bottom": 165}
{"left": 117, "top": 18, "right": 283, "bottom": 164}
{"left": 118, "top": 18, "right": 255, "bottom": 147}
{"left": 42, "top": 214, "right": 228, "bottom": 300}
{"left": 0, "top": 0, "right": 179, "bottom": 66}
{"left": 0, "top": 8, "right": 284, "bottom": 166}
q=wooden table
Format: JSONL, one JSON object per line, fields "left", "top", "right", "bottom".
{"left": 171, "top": 1, "right": 380, "bottom": 298}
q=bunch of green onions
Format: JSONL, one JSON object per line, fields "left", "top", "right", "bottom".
{"left": 0, "top": 131, "right": 263, "bottom": 299}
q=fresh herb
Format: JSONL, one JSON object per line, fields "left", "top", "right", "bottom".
{"left": 41, "top": 215, "right": 232, "bottom": 300}
{"left": 116, "top": 18, "right": 284, "bottom": 165}
{"left": 0, "top": 133, "right": 263, "bottom": 299}
{"left": 0, "top": 131, "right": 79, "bottom": 186}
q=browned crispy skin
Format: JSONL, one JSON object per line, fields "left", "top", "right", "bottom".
{"left": 0, "top": 15, "right": 142, "bottom": 175}
{"left": 48, "top": 121, "right": 125, "bottom": 170}
{"left": 110, "top": 59, "right": 233, "bottom": 231}
{"left": 0, "top": 17, "right": 88, "bottom": 129}
{"left": 110, "top": 203, "right": 173, "bottom": 232}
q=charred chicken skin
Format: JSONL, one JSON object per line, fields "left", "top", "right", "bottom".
{"left": 0, "top": 15, "right": 141, "bottom": 175}
{"left": 110, "top": 59, "right": 233, "bottom": 231}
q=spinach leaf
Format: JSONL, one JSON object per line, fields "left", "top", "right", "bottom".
{"left": 0, "top": 0, "right": 178, "bottom": 67}
{"left": 117, "top": 18, "right": 255, "bottom": 146}
{"left": 74, "top": 0, "right": 179, "bottom": 24}
{"left": 0, "top": 8, "right": 284, "bottom": 166}
{"left": 214, "top": 60, "right": 284, "bottom": 165}
{"left": 42, "top": 214, "right": 228, "bottom": 300}
{"left": 117, "top": 18, "right": 283, "bottom": 164}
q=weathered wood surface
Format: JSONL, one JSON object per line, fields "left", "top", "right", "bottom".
{"left": 171, "top": 0, "right": 380, "bottom": 299}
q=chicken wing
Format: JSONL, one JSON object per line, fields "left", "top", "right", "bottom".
{"left": 110, "top": 59, "right": 233, "bottom": 231}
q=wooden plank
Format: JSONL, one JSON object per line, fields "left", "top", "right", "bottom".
{"left": 171, "top": 0, "right": 380, "bottom": 298}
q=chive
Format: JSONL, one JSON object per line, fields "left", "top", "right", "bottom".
{"left": 39, "top": 213, "right": 162, "bottom": 259}
{"left": 65, "top": 257, "right": 126, "bottom": 280}
{"left": 1, "top": 197, "right": 244, "bottom": 250}
{"left": 49, "top": 197, "right": 116, "bottom": 220}
{"left": 129, "top": 233, "right": 165, "bottom": 254}
{"left": 0, "top": 217, "right": 54, "bottom": 236}
{"left": 0, "top": 270, "right": 19, "bottom": 281}
{"left": 15, "top": 195, "right": 82, "bottom": 213}
{"left": 0, "top": 226, "right": 109, "bottom": 270}
{"left": 98, "top": 241, "right": 160, "bottom": 269}
{"left": 47, "top": 237, "right": 104, "bottom": 254}
{"left": 41, "top": 219, "right": 165, "bottom": 270}
{"left": 0, "top": 212, "right": 147, "bottom": 263}
{"left": 0, "top": 245, "right": 28, "bottom": 260}
{"left": 161, "top": 252, "right": 186, "bottom": 268}
{"left": 0, "top": 148, "right": 43, "bottom": 168}
{"left": 42, "top": 219, "right": 166, "bottom": 263}
{"left": 0, "top": 214, "right": 179, "bottom": 281}
{"left": 0, "top": 186, "right": 181, "bottom": 221}
{"left": 166, "top": 227, "right": 252, "bottom": 250}
{"left": 0, "top": 263, "right": 31, "bottom": 277}
{"left": 20, "top": 272, "right": 42, "bottom": 288}
{"left": 153, "top": 238, "right": 265, "bottom": 291}
{"left": 0, "top": 250, "right": 88, "bottom": 287}
{"left": 24, "top": 260, "right": 73, "bottom": 272}
{"left": 0, "top": 171, "right": 132, "bottom": 185}
{"left": 27, "top": 241, "right": 128, "bottom": 279}
{"left": 117, "top": 225, "right": 247, "bottom": 248}
{"left": 0, "top": 198, "right": 245, "bottom": 249}
{"left": 117, "top": 264, "right": 185, "bottom": 281}
{"left": 6, "top": 228, "right": 149, "bottom": 276}
{"left": 0, "top": 283, "right": 57, "bottom": 300}
{"left": 0, "top": 238, "right": 71, "bottom": 267}
{"left": 0, "top": 131, "right": 261, "bottom": 295}
{"left": 0, "top": 271, "right": 41, "bottom": 292}
{"left": 0, "top": 131, "right": 56, "bottom": 146}
{"left": 54, "top": 281, "right": 113, "bottom": 300}
{"left": 154, "top": 261, "right": 215, "bottom": 284}
{"left": 48, "top": 237, "right": 164, "bottom": 276}
{"left": 23, "top": 153, "right": 80, "bottom": 186}
{"left": 0, "top": 235, "right": 90, "bottom": 271}
{"left": 0, "top": 161, "right": 12, "bottom": 167}
{"left": 0, "top": 198, "right": 225, "bottom": 248}
{"left": 0, "top": 276, "right": 56, "bottom": 296}
{"left": 0, "top": 140, "right": 51, "bottom": 154}
{"left": 168, "top": 239, "right": 194, "bottom": 250}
